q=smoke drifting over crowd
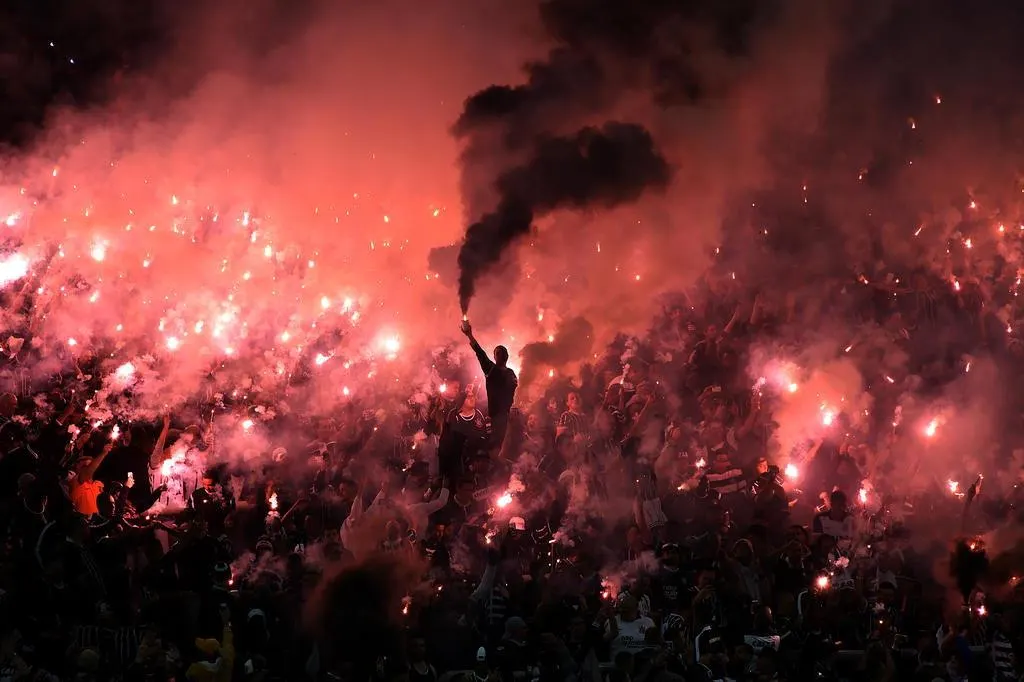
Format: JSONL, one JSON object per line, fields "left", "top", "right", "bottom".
{"left": 3, "top": 0, "right": 1024, "bottom": 559}
{"left": 455, "top": 123, "right": 671, "bottom": 312}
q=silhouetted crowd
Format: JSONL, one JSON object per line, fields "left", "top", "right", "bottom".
{"left": 3, "top": 278, "right": 1024, "bottom": 682}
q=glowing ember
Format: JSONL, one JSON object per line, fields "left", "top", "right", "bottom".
{"left": 114, "top": 362, "right": 136, "bottom": 382}
{"left": 858, "top": 488, "right": 868, "bottom": 504}
{"left": 165, "top": 336, "right": 181, "bottom": 351}
{"left": 784, "top": 463, "right": 799, "bottom": 480}
{"left": 314, "top": 353, "right": 330, "bottom": 366}
{"left": 0, "top": 253, "right": 30, "bottom": 287}
{"left": 242, "top": 418, "right": 254, "bottom": 431}
{"left": 110, "top": 424, "right": 120, "bottom": 440}
{"left": 90, "top": 241, "right": 108, "bottom": 262}
{"left": 820, "top": 406, "right": 835, "bottom": 426}
{"left": 924, "top": 418, "right": 940, "bottom": 438}
{"left": 695, "top": 457, "right": 706, "bottom": 469}
{"left": 977, "top": 604, "right": 987, "bottom": 617}
{"left": 815, "top": 575, "right": 831, "bottom": 591}
{"left": 382, "top": 335, "right": 401, "bottom": 355}
{"left": 269, "top": 492, "right": 278, "bottom": 510}
{"left": 787, "top": 382, "right": 799, "bottom": 393}
{"left": 496, "top": 492, "right": 513, "bottom": 508}
{"left": 160, "top": 458, "right": 174, "bottom": 477}
{"left": 438, "top": 383, "right": 447, "bottom": 393}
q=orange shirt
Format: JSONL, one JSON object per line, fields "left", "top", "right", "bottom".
{"left": 70, "top": 479, "right": 104, "bottom": 515}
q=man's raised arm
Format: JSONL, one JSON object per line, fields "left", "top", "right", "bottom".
{"left": 461, "top": 322, "right": 494, "bottom": 375}
{"left": 149, "top": 414, "right": 171, "bottom": 469}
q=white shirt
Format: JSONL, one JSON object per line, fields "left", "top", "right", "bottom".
{"left": 607, "top": 615, "right": 655, "bottom": 656}
{"left": 148, "top": 445, "right": 203, "bottom": 513}
{"left": 816, "top": 515, "right": 852, "bottom": 538}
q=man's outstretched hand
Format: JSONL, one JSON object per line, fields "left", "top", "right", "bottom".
{"left": 460, "top": 320, "right": 472, "bottom": 337}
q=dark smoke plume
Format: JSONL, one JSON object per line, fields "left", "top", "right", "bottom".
{"left": 949, "top": 539, "right": 989, "bottom": 604}
{"left": 457, "top": 122, "right": 671, "bottom": 312}
{"left": 453, "top": 0, "right": 772, "bottom": 141}
{"left": 449, "top": 0, "right": 777, "bottom": 319}
{"left": 518, "top": 315, "right": 595, "bottom": 390}
{"left": 307, "top": 554, "right": 421, "bottom": 676}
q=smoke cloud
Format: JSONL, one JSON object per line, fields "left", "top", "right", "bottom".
{"left": 3, "top": 0, "right": 1024, "bottom": 504}
{"left": 308, "top": 554, "right": 422, "bottom": 676}
{"left": 456, "top": 123, "right": 671, "bottom": 312}
{"left": 518, "top": 315, "right": 595, "bottom": 394}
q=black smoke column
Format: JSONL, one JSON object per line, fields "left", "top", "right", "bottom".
{"left": 457, "top": 122, "right": 671, "bottom": 312}
{"left": 949, "top": 539, "right": 988, "bottom": 605}
{"left": 518, "top": 315, "right": 595, "bottom": 391}
{"left": 308, "top": 555, "right": 420, "bottom": 678}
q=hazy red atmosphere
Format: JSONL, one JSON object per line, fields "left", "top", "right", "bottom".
{"left": 3, "top": 3, "right": 1024, "bottom": 672}
{"left": 1, "top": 0, "right": 1024, "bottom": 473}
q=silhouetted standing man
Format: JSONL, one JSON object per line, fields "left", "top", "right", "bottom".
{"left": 461, "top": 320, "right": 517, "bottom": 450}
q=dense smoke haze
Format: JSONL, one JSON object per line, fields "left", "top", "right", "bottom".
{"left": 3, "top": 0, "right": 1024, "bottom": 511}
{"left": 455, "top": 122, "right": 672, "bottom": 312}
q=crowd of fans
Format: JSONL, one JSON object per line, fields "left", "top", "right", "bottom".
{"left": 2, "top": 277, "right": 1024, "bottom": 682}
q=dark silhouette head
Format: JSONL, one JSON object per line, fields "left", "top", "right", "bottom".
{"left": 494, "top": 345, "right": 509, "bottom": 367}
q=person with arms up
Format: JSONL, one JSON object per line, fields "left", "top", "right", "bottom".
{"left": 70, "top": 438, "right": 116, "bottom": 517}
{"left": 461, "top": 320, "right": 518, "bottom": 450}
{"left": 437, "top": 385, "right": 488, "bottom": 482}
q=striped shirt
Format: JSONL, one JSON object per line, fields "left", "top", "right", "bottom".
{"left": 485, "top": 582, "right": 509, "bottom": 633}
{"left": 82, "top": 549, "right": 105, "bottom": 595}
{"left": 992, "top": 631, "right": 1015, "bottom": 681}
{"left": 70, "top": 624, "right": 141, "bottom": 672}
{"left": 557, "top": 410, "right": 588, "bottom": 439}
{"left": 706, "top": 469, "right": 747, "bottom": 495}
{"left": 635, "top": 470, "right": 667, "bottom": 529}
